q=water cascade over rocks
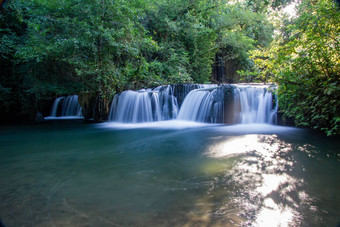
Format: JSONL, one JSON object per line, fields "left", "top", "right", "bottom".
{"left": 45, "top": 95, "right": 83, "bottom": 119}
{"left": 235, "top": 84, "right": 278, "bottom": 124}
{"left": 177, "top": 87, "right": 224, "bottom": 123}
{"left": 109, "top": 84, "right": 214, "bottom": 123}
{"left": 108, "top": 84, "right": 277, "bottom": 124}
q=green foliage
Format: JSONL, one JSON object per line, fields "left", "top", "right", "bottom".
{"left": 0, "top": 2, "right": 30, "bottom": 119}
{"left": 212, "top": 2, "right": 274, "bottom": 80}
{"left": 251, "top": 0, "right": 340, "bottom": 135}
{"left": 15, "top": 0, "right": 149, "bottom": 99}
{"left": 143, "top": 0, "right": 218, "bottom": 83}
{"left": 246, "top": 0, "right": 294, "bottom": 12}
{"left": 0, "top": 0, "right": 295, "bottom": 123}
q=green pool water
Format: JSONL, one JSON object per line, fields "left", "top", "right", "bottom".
{"left": 0, "top": 121, "right": 339, "bottom": 226}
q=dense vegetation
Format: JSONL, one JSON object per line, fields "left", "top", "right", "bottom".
{"left": 0, "top": 0, "right": 339, "bottom": 135}
{"left": 249, "top": 0, "right": 340, "bottom": 135}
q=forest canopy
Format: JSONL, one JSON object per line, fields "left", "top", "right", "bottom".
{"left": 0, "top": 0, "right": 339, "bottom": 135}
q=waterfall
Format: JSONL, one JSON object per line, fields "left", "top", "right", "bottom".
{"left": 109, "top": 90, "right": 161, "bottom": 123}
{"left": 49, "top": 97, "right": 64, "bottom": 117}
{"left": 46, "top": 95, "right": 83, "bottom": 119}
{"left": 108, "top": 84, "right": 277, "bottom": 124}
{"left": 234, "top": 84, "right": 277, "bottom": 124}
{"left": 154, "top": 85, "right": 179, "bottom": 120}
{"left": 109, "top": 85, "right": 180, "bottom": 123}
{"left": 61, "top": 95, "right": 83, "bottom": 117}
{"left": 177, "top": 87, "right": 223, "bottom": 123}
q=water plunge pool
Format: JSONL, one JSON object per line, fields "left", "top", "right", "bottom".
{"left": 0, "top": 122, "right": 339, "bottom": 226}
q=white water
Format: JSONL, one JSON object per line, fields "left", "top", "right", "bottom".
{"left": 109, "top": 84, "right": 213, "bottom": 123}
{"left": 109, "top": 84, "right": 277, "bottom": 125}
{"left": 109, "top": 85, "right": 180, "bottom": 123}
{"left": 235, "top": 84, "right": 277, "bottom": 124}
{"left": 154, "top": 85, "right": 179, "bottom": 120}
{"left": 103, "top": 120, "right": 214, "bottom": 130}
{"left": 49, "top": 97, "right": 63, "bottom": 117}
{"left": 109, "top": 90, "right": 161, "bottom": 123}
{"left": 45, "top": 95, "right": 83, "bottom": 119}
{"left": 61, "top": 95, "right": 82, "bottom": 117}
{"left": 177, "top": 88, "right": 223, "bottom": 123}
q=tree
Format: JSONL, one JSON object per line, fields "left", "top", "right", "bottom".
{"left": 212, "top": 1, "right": 274, "bottom": 82}
{"left": 251, "top": 0, "right": 340, "bottom": 135}
{"left": 246, "top": 0, "right": 294, "bottom": 12}
{"left": 0, "top": 1, "right": 31, "bottom": 120}
{"left": 143, "top": 0, "right": 220, "bottom": 83}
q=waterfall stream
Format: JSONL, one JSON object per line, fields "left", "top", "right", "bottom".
{"left": 45, "top": 95, "right": 83, "bottom": 119}
{"left": 109, "top": 85, "right": 178, "bottom": 123}
{"left": 235, "top": 84, "right": 278, "bottom": 124}
{"left": 177, "top": 87, "right": 223, "bottom": 123}
{"left": 109, "top": 84, "right": 277, "bottom": 124}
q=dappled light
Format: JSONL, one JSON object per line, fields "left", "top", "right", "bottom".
{"left": 200, "top": 131, "right": 337, "bottom": 226}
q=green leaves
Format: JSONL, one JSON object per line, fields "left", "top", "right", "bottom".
{"left": 2, "top": 0, "right": 277, "bottom": 99}
{"left": 5, "top": 0, "right": 331, "bottom": 125}
{"left": 211, "top": 2, "right": 274, "bottom": 81}
{"left": 253, "top": 0, "right": 340, "bottom": 135}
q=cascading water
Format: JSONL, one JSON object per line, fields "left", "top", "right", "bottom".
{"left": 177, "top": 84, "right": 277, "bottom": 124}
{"left": 108, "top": 84, "right": 277, "bottom": 124}
{"left": 108, "top": 84, "right": 216, "bottom": 123}
{"left": 234, "top": 84, "right": 277, "bottom": 124}
{"left": 153, "top": 85, "right": 179, "bottom": 120}
{"left": 109, "top": 85, "right": 180, "bottom": 123}
{"left": 177, "top": 87, "right": 224, "bottom": 123}
{"left": 49, "top": 97, "right": 64, "bottom": 117}
{"left": 45, "top": 95, "right": 83, "bottom": 119}
{"left": 61, "top": 95, "right": 83, "bottom": 117}
{"left": 109, "top": 90, "right": 163, "bottom": 123}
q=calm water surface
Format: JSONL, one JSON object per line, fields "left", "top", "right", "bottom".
{"left": 0, "top": 121, "right": 339, "bottom": 226}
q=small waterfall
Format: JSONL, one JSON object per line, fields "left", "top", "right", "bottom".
{"left": 109, "top": 85, "right": 179, "bottom": 123}
{"left": 177, "top": 87, "right": 223, "bottom": 123}
{"left": 61, "top": 95, "right": 83, "bottom": 117}
{"left": 46, "top": 95, "right": 83, "bottom": 119}
{"left": 109, "top": 90, "right": 160, "bottom": 123}
{"left": 49, "top": 97, "right": 64, "bottom": 117}
{"left": 154, "top": 85, "right": 179, "bottom": 120}
{"left": 234, "top": 85, "right": 277, "bottom": 124}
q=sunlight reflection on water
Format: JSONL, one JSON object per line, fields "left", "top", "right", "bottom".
{"left": 206, "top": 134, "right": 278, "bottom": 158}
{"left": 0, "top": 123, "right": 339, "bottom": 226}
{"left": 205, "top": 133, "right": 308, "bottom": 226}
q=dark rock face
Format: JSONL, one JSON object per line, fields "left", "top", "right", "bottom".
{"left": 222, "top": 85, "right": 241, "bottom": 124}
{"left": 171, "top": 84, "right": 202, "bottom": 107}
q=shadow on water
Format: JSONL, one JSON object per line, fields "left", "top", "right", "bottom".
{"left": 0, "top": 122, "right": 339, "bottom": 226}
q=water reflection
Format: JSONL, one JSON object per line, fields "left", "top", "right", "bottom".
{"left": 206, "top": 134, "right": 316, "bottom": 226}
{"left": 206, "top": 134, "right": 280, "bottom": 158}
{"left": 0, "top": 124, "right": 339, "bottom": 226}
